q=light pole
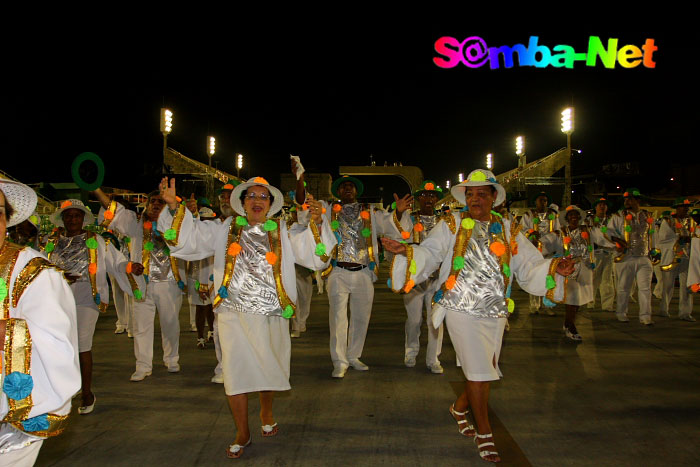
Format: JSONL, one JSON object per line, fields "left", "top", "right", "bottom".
{"left": 561, "top": 107, "right": 575, "bottom": 206}
{"left": 486, "top": 153, "right": 493, "bottom": 170}
{"left": 445, "top": 180, "right": 450, "bottom": 189}
{"left": 515, "top": 136, "right": 525, "bottom": 169}
{"left": 236, "top": 153, "right": 243, "bottom": 178}
{"left": 160, "top": 108, "right": 173, "bottom": 174}
{"left": 458, "top": 173, "right": 464, "bottom": 183}
{"left": 208, "top": 136, "right": 216, "bottom": 168}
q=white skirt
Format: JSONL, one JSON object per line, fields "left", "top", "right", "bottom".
{"left": 445, "top": 309, "right": 506, "bottom": 382}
{"left": 564, "top": 262, "right": 594, "bottom": 306}
{"left": 217, "top": 309, "right": 291, "bottom": 396}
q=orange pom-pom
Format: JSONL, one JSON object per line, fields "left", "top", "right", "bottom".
{"left": 227, "top": 242, "right": 242, "bottom": 256}
{"left": 646, "top": 217, "right": 654, "bottom": 224}
{"left": 563, "top": 236, "right": 571, "bottom": 245}
{"left": 126, "top": 262, "right": 133, "bottom": 274}
{"left": 332, "top": 204, "right": 342, "bottom": 212}
{"left": 489, "top": 241, "right": 506, "bottom": 256}
{"left": 143, "top": 221, "right": 152, "bottom": 230}
{"left": 510, "top": 240, "right": 518, "bottom": 255}
{"left": 625, "top": 214, "right": 633, "bottom": 221}
{"left": 223, "top": 184, "right": 234, "bottom": 190}
{"left": 445, "top": 275, "right": 457, "bottom": 290}
{"left": 60, "top": 200, "right": 72, "bottom": 209}
{"left": 321, "top": 207, "right": 327, "bottom": 214}
{"left": 253, "top": 177, "right": 269, "bottom": 184}
{"left": 360, "top": 210, "right": 370, "bottom": 220}
{"left": 414, "top": 223, "right": 424, "bottom": 232}
{"left": 623, "top": 192, "right": 629, "bottom": 197}
{"left": 691, "top": 283, "right": 700, "bottom": 293}
{"left": 580, "top": 231, "right": 589, "bottom": 239}
{"left": 403, "top": 279, "right": 415, "bottom": 293}
{"left": 88, "top": 263, "right": 97, "bottom": 274}
{"left": 615, "top": 242, "right": 622, "bottom": 249}
{"left": 104, "top": 210, "right": 114, "bottom": 220}
{"left": 266, "top": 251, "right": 278, "bottom": 265}
{"left": 176, "top": 196, "right": 182, "bottom": 203}
{"left": 401, "top": 231, "right": 411, "bottom": 240}
{"left": 676, "top": 222, "right": 683, "bottom": 229}
{"left": 301, "top": 203, "right": 309, "bottom": 211}
{"left": 424, "top": 182, "right": 435, "bottom": 191}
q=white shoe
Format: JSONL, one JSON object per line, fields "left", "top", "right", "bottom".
{"left": 190, "top": 324, "right": 197, "bottom": 332}
{"left": 211, "top": 373, "right": 224, "bottom": 384}
{"left": 563, "top": 325, "right": 582, "bottom": 341}
{"left": 332, "top": 367, "right": 347, "bottom": 378}
{"left": 130, "top": 370, "right": 152, "bottom": 382}
{"left": 78, "top": 394, "right": 96, "bottom": 415}
{"left": 680, "top": 315, "right": 696, "bottom": 322}
{"left": 428, "top": 362, "right": 444, "bottom": 374}
{"left": 640, "top": 318, "right": 654, "bottom": 326}
{"left": 127, "top": 331, "right": 133, "bottom": 338}
{"left": 207, "top": 331, "right": 214, "bottom": 342}
{"left": 290, "top": 330, "right": 301, "bottom": 338}
{"left": 404, "top": 356, "right": 416, "bottom": 367}
{"left": 167, "top": 363, "right": 181, "bottom": 373}
{"left": 114, "top": 326, "right": 126, "bottom": 334}
{"left": 349, "top": 359, "right": 369, "bottom": 371}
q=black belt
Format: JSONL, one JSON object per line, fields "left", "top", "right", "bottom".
{"left": 336, "top": 264, "right": 367, "bottom": 272}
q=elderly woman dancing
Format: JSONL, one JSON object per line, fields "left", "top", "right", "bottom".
{"left": 157, "top": 175, "right": 335, "bottom": 459}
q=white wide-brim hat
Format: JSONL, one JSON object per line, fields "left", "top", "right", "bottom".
{"left": 231, "top": 177, "right": 284, "bottom": 218}
{"left": 50, "top": 199, "right": 95, "bottom": 227}
{"left": 0, "top": 179, "right": 38, "bottom": 228}
{"left": 450, "top": 169, "right": 506, "bottom": 207}
{"left": 559, "top": 205, "right": 587, "bottom": 225}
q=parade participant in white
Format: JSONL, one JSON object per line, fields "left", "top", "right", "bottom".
{"left": 382, "top": 169, "right": 573, "bottom": 464}
{"left": 687, "top": 208, "right": 700, "bottom": 294}
{"left": 657, "top": 198, "right": 696, "bottom": 321}
{"left": 92, "top": 188, "right": 186, "bottom": 381}
{"left": 606, "top": 188, "right": 656, "bottom": 325}
{"left": 0, "top": 180, "right": 80, "bottom": 467}
{"left": 393, "top": 180, "right": 445, "bottom": 373}
{"left": 46, "top": 199, "right": 131, "bottom": 414}
{"left": 295, "top": 166, "right": 411, "bottom": 378}
{"left": 157, "top": 176, "right": 335, "bottom": 459}
{"left": 586, "top": 198, "right": 616, "bottom": 311}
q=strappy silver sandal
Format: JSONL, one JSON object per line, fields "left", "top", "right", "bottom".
{"left": 474, "top": 432, "right": 500, "bottom": 463}
{"left": 449, "top": 403, "right": 475, "bottom": 437}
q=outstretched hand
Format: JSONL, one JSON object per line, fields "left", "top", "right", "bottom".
{"left": 393, "top": 193, "right": 414, "bottom": 215}
{"left": 186, "top": 193, "right": 198, "bottom": 215}
{"left": 381, "top": 237, "right": 407, "bottom": 256}
{"left": 159, "top": 177, "right": 178, "bottom": 210}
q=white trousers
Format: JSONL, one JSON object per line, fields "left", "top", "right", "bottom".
{"left": 292, "top": 267, "right": 314, "bottom": 332}
{"left": 614, "top": 256, "right": 652, "bottom": 322}
{"left": 327, "top": 267, "right": 374, "bottom": 369}
{"left": 529, "top": 294, "right": 541, "bottom": 310}
{"left": 660, "top": 258, "right": 693, "bottom": 317}
{"left": 0, "top": 439, "right": 42, "bottom": 467}
{"left": 110, "top": 275, "right": 130, "bottom": 330}
{"left": 213, "top": 316, "right": 223, "bottom": 376}
{"left": 132, "top": 280, "right": 183, "bottom": 372}
{"left": 591, "top": 251, "right": 615, "bottom": 310}
{"left": 403, "top": 282, "right": 443, "bottom": 366}
{"left": 187, "top": 278, "right": 197, "bottom": 327}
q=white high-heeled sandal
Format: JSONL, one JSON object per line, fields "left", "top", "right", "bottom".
{"left": 449, "top": 404, "right": 475, "bottom": 437}
{"left": 474, "top": 432, "right": 500, "bottom": 462}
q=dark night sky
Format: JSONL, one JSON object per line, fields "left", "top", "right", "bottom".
{"left": 4, "top": 22, "right": 693, "bottom": 201}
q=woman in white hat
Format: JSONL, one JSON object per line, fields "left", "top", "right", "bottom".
{"left": 0, "top": 179, "right": 80, "bottom": 466}
{"left": 157, "top": 176, "right": 336, "bottom": 459}
{"left": 382, "top": 169, "right": 575, "bottom": 463}
{"left": 46, "top": 199, "right": 132, "bottom": 415}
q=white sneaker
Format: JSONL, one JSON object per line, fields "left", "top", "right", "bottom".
{"left": 290, "top": 330, "right": 301, "bottom": 338}
{"left": 130, "top": 370, "right": 152, "bottom": 382}
{"left": 167, "top": 363, "right": 181, "bottom": 373}
{"left": 114, "top": 326, "right": 126, "bottom": 334}
{"left": 190, "top": 324, "right": 197, "bottom": 332}
{"left": 331, "top": 367, "right": 347, "bottom": 378}
{"left": 349, "top": 359, "right": 369, "bottom": 371}
{"left": 428, "top": 362, "right": 444, "bottom": 374}
{"left": 211, "top": 373, "right": 224, "bottom": 384}
{"left": 404, "top": 356, "right": 416, "bottom": 367}
{"left": 680, "top": 315, "right": 696, "bottom": 322}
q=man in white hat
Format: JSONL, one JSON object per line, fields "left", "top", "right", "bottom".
{"left": 0, "top": 179, "right": 80, "bottom": 466}
{"left": 92, "top": 188, "right": 186, "bottom": 381}
{"left": 382, "top": 169, "right": 574, "bottom": 463}
{"left": 46, "top": 199, "right": 132, "bottom": 414}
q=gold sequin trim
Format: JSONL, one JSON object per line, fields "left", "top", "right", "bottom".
{"left": 269, "top": 221, "right": 296, "bottom": 317}
{"left": 308, "top": 217, "right": 329, "bottom": 263}
{"left": 2, "top": 318, "right": 33, "bottom": 423}
{"left": 165, "top": 204, "right": 186, "bottom": 247}
{"left": 0, "top": 242, "right": 23, "bottom": 319}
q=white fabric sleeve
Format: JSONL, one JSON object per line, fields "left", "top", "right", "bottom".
{"left": 99, "top": 204, "right": 139, "bottom": 238}
{"left": 510, "top": 232, "right": 565, "bottom": 300}
{"left": 390, "top": 219, "right": 453, "bottom": 290}
{"left": 656, "top": 218, "right": 677, "bottom": 247}
{"left": 157, "top": 206, "right": 222, "bottom": 261}
{"left": 103, "top": 242, "right": 133, "bottom": 297}
{"left": 288, "top": 219, "right": 337, "bottom": 271}
{"left": 688, "top": 237, "right": 700, "bottom": 288}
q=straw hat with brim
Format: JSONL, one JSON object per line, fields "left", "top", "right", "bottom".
{"left": 530, "top": 191, "right": 552, "bottom": 207}
{"left": 50, "top": 199, "right": 95, "bottom": 227}
{"left": 413, "top": 180, "right": 445, "bottom": 199}
{"left": 231, "top": 177, "right": 284, "bottom": 218}
{"left": 0, "top": 179, "right": 38, "bottom": 228}
{"left": 331, "top": 176, "right": 364, "bottom": 198}
{"left": 559, "top": 205, "right": 588, "bottom": 225}
{"left": 450, "top": 169, "right": 506, "bottom": 207}
{"left": 673, "top": 197, "right": 694, "bottom": 208}
{"left": 198, "top": 207, "right": 216, "bottom": 219}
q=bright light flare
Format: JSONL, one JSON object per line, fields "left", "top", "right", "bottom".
{"left": 561, "top": 107, "right": 574, "bottom": 134}
{"left": 515, "top": 136, "right": 524, "bottom": 155}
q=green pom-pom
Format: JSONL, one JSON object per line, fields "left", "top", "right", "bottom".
{"left": 409, "top": 260, "right": 417, "bottom": 275}
{"left": 587, "top": 245, "right": 593, "bottom": 252}
{"left": 86, "top": 237, "right": 99, "bottom": 249}
{"left": 391, "top": 201, "right": 397, "bottom": 210}
{"left": 490, "top": 210, "right": 502, "bottom": 218}
{"left": 600, "top": 226, "right": 608, "bottom": 233}
{"left": 461, "top": 218, "right": 475, "bottom": 230}
{"left": 45, "top": 242, "right": 55, "bottom": 253}
{"left": 533, "top": 217, "right": 540, "bottom": 225}
{"left": 144, "top": 241, "right": 154, "bottom": 251}
{"left": 331, "top": 220, "right": 340, "bottom": 230}
{"left": 303, "top": 181, "right": 307, "bottom": 187}
{"left": 506, "top": 298, "right": 515, "bottom": 314}
{"left": 453, "top": 256, "right": 465, "bottom": 270}
{"left": 361, "top": 227, "right": 371, "bottom": 238}
{"left": 315, "top": 243, "right": 327, "bottom": 256}
{"left": 548, "top": 214, "right": 555, "bottom": 220}
{"left": 546, "top": 275, "right": 556, "bottom": 290}
{"left": 290, "top": 206, "right": 296, "bottom": 212}
{"left": 236, "top": 216, "right": 249, "bottom": 226}
{"left": 195, "top": 280, "right": 201, "bottom": 290}
{"left": 164, "top": 229, "right": 177, "bottom": 241}
{"left": 633, "top": 190, "right": 640, "bottom": 197}
{"left": 282, "top": 305, "right": 294, "bottom": 319}
{"left": 134, "top": 289, "right": 143, "bottom": 300}
{"left": 624, "top": 225, "right": 632, "bottom": 232}
{"left": 502, "top": 263, "right": 511, "bottom": 277}
{"left": 163, "top": 246, "right": 170, "bottom": 256}
{"left": 263, "top": 219, "right": 278, "bottom": 231}
{"left": 594, "top": 216, "right": 600, "bottom": 223}
{"left": 0, "top": 278, "right": 7, "bottom": 303}
{"left": 123, "top": 236, "right": 131, "bottom": 244}
{"left": 649, "top": 229, "right": 655, "bottom": 234}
